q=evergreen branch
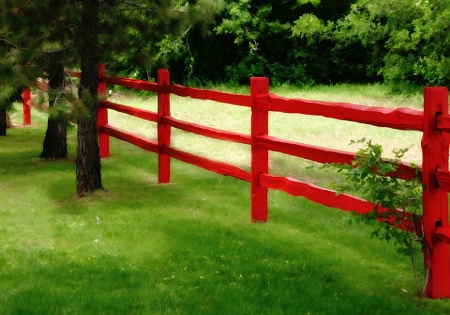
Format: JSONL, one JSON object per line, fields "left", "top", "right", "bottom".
{"left": 13, "top": 0, "right": 32, "bottom": 13}
{"left": 0, "top": 37, "right": 19, "bottom": 49}
{"left": 103, "top": 0, "right": 158, "bottom": 10}
{"left": 103, "top": 0, "right": 187, "bottom": 13}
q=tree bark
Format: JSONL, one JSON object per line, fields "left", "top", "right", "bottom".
{"left": 0, "top": 107, "right": 6, "bottom": 136}
{"left": 40, "top": 55, "right": 67, "bottom": 159}
{"left": 76, "top": 0, "right": 103, "bottom": 196}
{"left": 0, "top": 88, "right": 22, "bottom": 136}
{"left": 6, "top": 114, "right": 12, "bottom": 128}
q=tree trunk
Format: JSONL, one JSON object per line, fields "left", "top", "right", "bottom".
{"left": 0, "top": 107, "right": 6, "bottom": 136}
{"left": 6, "top": 114, "right": 12, "bottom": 128}
{"left": 76, "top": 0, "right": 102, "bottom": 196}
{"left": 40, "top": 55, "right": 67, "bottom": 159}
{"left": 0, "top": 88, "right": 21, "bottom": 136}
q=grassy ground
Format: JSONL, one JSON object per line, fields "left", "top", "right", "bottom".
{"left": 1, "top": 85, "right": 450, "bottom": 314}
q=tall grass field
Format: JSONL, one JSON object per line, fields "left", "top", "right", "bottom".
{"left": 1, "top": 84, "right": 450, "bottom": 314}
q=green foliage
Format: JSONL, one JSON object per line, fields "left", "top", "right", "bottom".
{"left": 103, "top": 0, "right": 224, "bottom": 83}
{"left": 332, "top": 139, "right": 422, "bottom": 213}
{"left": 293, "top": 0, "right": 450, "bottom": 86}
{"left": 210, "top": 0, "right": 324, "bottom": 85}
{"left": 214, "top": 0, "right": 291, "bottom": 47}
{"left": 0, "top": 0, "right": 78, "bottom": 78}
{"left": 291, "top": 13, "right": 328, "bottom": 45}
{"left": 324, "top": 138, "right": 425, "bottom": 296}
{"left": 8, "top": 0, "right": 447, "bottom": 87}
{"left": 136, "top": 0, "right": 355, "bottom": 85}
{"left": 0, "top": 0, "right": 223, "bottom": 86}
{"left": 297, "top": 0, "right": 321, "bottom": 5}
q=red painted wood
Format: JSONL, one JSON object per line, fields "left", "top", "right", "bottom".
{"left": 437, "top": 114, "right": 450, "bottom": 132}
{"left": 435, "top": 226, "right": 450, "bottom": 244}
{"left": 162, "top": 116, "right": 251, "bottom": 145}
{"left": 257, "top": 134, "right": 354, "bottom": 164}
{"left": 66, "top": 70, "right": 81, "bottom": 78}
{"left": 259, "top": 173, "right": 417, "bottom": 232}
{"left": 261, "top": 173, "right": 373, "bottom": 213}
{"left": 436, "top": 169, "right": 450, "bottom": 192}
{"left": 97, "top": 64, "right": 110, "bottom": 158}
{"left": 102, "top": 125, "right": 158, "bottom": 153}
{"left": 104, "top": 75, "right": 158, "bottom": 92}
{"left": 256, "top": 135, "right": 420, "bottom": 180}
{"left": 35, "top": 80, "right": 49, "bottom": 92}
{"left": 162, "top": 146, "right": 251, "bottom": 182}
{"left": 101, "top": 100, "right": 158, "bottom": 122}
{"left": 22, "top": 87, "right": 31, "bottom": 125}
{"left": 169, "top": 84, "right": 251, "bottom": 107}
{"left": 421, "top": 87, "right": 450, "bottom": 298}
{"left": 257, "top": 94, "right": 423, "bottom": 131}
{"left": 158, "top": 69, "right": 171, "bottom": 184}
{"left": 251, "top": 77, "right": 270, "bottom": 222}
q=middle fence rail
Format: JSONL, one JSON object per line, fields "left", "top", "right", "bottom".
{"left": 29, "top": 65, "right": 450, "bottom": 298}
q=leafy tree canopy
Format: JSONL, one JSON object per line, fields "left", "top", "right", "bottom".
{"left": 292, "top": 0, "right": 450, "bottom": 86}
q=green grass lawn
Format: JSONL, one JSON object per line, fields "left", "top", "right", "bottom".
{"left": 1, "top": 85, "right": 450, "bottom": 314}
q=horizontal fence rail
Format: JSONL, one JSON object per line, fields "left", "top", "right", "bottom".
{"left": 258, "top": 94, "right": 424, "bottom": 130}
{"left": 170, "top": 84, "right": 251, "bottom": 107}
{"left": 162, "top": 145, "right": 251, "bottom": 182}
{"left": 254, "top": 135, "right": 419, "bottom": 180}
{"left": 101, "top": 100, "right": 159, "bottom": 122}
{"left": 104, "top": 75, "right": 158, "bottom": 92}
{"left": 24, "top": 65, "right": 450, "bottom": 298}
{"left": 102, "top": 125, "right": 158, "bottom": 153}
{"left": 161, "top": 115, "right": 251, "bottom": 145}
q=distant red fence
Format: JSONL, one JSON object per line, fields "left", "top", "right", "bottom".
{"left": 27, "top": 65, "right": 450, "bottom": 299}
{"left": 21, "top": 87, "right": 31, "bottom": 125}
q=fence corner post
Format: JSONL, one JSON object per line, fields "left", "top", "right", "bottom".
{"left": 22, "top": 87, "right": 31, "bottom": 125}
{"left": 157, "top": 69, "right": 171, "bottom": 184}
{"left": 97, "top": 63, "right": 110, "bottom": 158}
{"left": 421, "top": 86, "right": 450, "bottom": 298}
{"left": 250, "top": 77, "right": 269, "bottom": 222}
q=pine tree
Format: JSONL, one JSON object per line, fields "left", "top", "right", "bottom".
{"left": 1, "top": 0, "right": 222, "bottom": 195}
{"left": 76, "top": 0, "right": 102, "bottom": 196}
{"left": 0, "top": 107, "right": 6, "bottom": 136}
{"left": 40, "top": 50, "right": 68, "bottom": 159}
{"left": 0, "top": 0, "right": 75, "bottom": 141}
{"left": 38, "top": 0, "right": 77, "bottom": 158}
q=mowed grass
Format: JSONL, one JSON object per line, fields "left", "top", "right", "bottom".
{"left": 1, "top": 85, "right": 450, "bottom": 314}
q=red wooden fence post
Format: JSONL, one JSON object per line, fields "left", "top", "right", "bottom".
{"left": 250, "top": 77, "right": 269, "bottom": 222}
{"left": 421, "top": 86, "right": 450, "bottom": 298}
{"left": 97, "top": 63, "right": 110, "bottom": 158}
{"left": 158, "top": 69, "right": 171, "bottom": 184}
{"left": 22, "top": 87, "right": 31, "bottom": 125}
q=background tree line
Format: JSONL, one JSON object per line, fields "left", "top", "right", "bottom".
{"left": 113, "top": 0, "right": 450, "bottom": 87}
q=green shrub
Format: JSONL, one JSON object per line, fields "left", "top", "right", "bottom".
{"left": 324, "top": 138, "right": 425, "bottom": 296}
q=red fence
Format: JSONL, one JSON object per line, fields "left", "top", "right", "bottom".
{"left": 21, "top": 87, "right": 31, "bottom": 125}
{"left": 26, "top": 66, "right": 450, "bottom": 298}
